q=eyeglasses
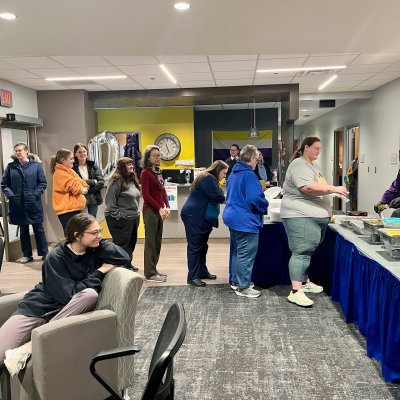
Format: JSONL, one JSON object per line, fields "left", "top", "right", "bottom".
{"left": 84, "top": 228, "right": 103, "bottom": 236}
{"left": 151, "top": 153, "right": 161, "bottom": 158}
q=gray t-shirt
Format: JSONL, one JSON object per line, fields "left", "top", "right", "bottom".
{"left": 281, "top": 157, "right": 331, "bottom": 218}
{"left": 104, "top": 180, "right": 140, "bottom": 220}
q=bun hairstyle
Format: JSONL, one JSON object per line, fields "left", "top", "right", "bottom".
{"left": 289, "top": 136, "right": 321, "bottom": 163}
{"left": 65, "top": 213, "right": 96, "bottom": 244}
{"left": 50, "top": 149, "right": 73, "bottom": 174}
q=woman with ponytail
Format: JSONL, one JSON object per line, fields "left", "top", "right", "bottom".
{"left": 51, "top": 149, "right": 89, "bottom": 234}
{"left": 281, "top": 137, "right": 348, "bottom": 308}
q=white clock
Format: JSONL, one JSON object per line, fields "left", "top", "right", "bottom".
{"left": 154, "top": 133, "right": 181, "bottom": 161}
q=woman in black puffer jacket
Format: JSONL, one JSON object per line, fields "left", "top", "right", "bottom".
{"left": 72, "top": 143, "right": 104, "bottom": 218}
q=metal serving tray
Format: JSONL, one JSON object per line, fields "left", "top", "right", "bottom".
{"left": 378, "top": 228, "right": 400, "bottom": 258}
{"left": 349, "top": 220, "right": 367, "bottom": 235}
{"left": 362, "top": 219, "right": 384, "bottom": 243}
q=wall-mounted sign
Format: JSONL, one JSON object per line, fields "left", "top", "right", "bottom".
{"left": 0, "top": 89, "right": 12, "bottom": 108}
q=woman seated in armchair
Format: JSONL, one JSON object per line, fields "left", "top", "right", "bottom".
{"left": 0, "top": 213, "right": 130, "bottom": 377}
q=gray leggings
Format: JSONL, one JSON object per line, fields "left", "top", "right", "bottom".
{"left": 0, "top": 288, "right": 98, "bottom": 364}
{"left": 282, "top": 217, "right": 330, "bottom": 282}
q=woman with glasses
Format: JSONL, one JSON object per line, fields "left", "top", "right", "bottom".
{"left": 51, "top": 149, "right": 89, "bottom": 234}
{"left": 72, "top": 143, "right": 105, "bottom": 218}
{"left": 1, "top": 143, "right": 48, "bottom": 264}
{"left": 105, "top": 157, "right": 141, "bottom": 272}
{"left": 0, "top": 213, "right": 130, "bottom": 377}
{"left": 141, "top": 145, "right": 170, "bottom": 283}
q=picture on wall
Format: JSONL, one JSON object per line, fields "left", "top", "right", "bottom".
{"left": 212, "top": 130, "right": 273, "bottom": 167}
{"left": 113, "top": 132, "right": 142, "bottom": 177}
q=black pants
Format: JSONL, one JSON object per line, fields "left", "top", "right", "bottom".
{"left": 143, "top": 208, "right": 163, "bottom": 278}
{"left": 181, "top": 215, "right": 212, "bottom": 281}
{"left": 20, "top": 223, "right": 48, "bottom": 257}
{"left": 105, "top": 215, "right": 139, "bottom": 266}
{"left": 58, "top": 211, "right": 82, "bottom": 235}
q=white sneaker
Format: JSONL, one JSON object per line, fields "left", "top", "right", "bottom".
{"left": 302, "top": 281, "right": 323, "bottom": 294}
{"left": 235, "top": 287, "right": 260, "bottom": 298}
{"left": 287, "top": 289, "right": 314, "bottom": 307}
{"left": 146, "top": 274, "right": 166, "bottom": 283}
{"left": 230, "top": 282, "right": 255, "bottom": 291}
{"left": 4, "top": 343, "right": 32, "bottom": 377}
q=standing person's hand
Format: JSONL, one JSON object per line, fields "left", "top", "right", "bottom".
{"left": 159, "top": 208, "right": 167, "bottom": 220}
{"left": 98, "top": 263, "right": 116, "bottom": 274}
{"left": 164, "top": 207, "right": 171, "bottom": 219}
{"left": 265, "top": 180, "right": 271, "bottom": 188}
{"left": 80, "top": 187, "right": 88, "bottom": 195}
{"left": 334, "top": 186, "right": 348, "bottom": 197}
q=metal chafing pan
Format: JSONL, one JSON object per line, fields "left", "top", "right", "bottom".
{"left": 349, "top": 220, "right": 367, "bottom": 235}
{"left": 378, "top": 228, "right": 400, "bottom": 258}
{"left": 362, "top": 219, "right": 384, "bottom": 243}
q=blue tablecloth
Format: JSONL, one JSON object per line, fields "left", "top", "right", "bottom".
{"left": 229, "top": 222, "right": 400, "bottom": 382}
{"left": 331, "top": 233, "right": 400, "bottom": 382}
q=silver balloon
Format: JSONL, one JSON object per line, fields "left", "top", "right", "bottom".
{"left": 88, "top": 131, "right": 120, "bottom": 181}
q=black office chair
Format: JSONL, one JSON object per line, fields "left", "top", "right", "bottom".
{"left": 90, "top": 303, "right": 187, "bottom": 400}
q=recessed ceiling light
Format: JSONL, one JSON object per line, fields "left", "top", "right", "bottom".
{"left": 45, "top": 75, "right": 127, "bottom": 82}
{"left": 174, "top": 2, "right": 190, "bottom": 10}
{"left": 257, "top": 66, "right": 346, "bottom": 73}
{"left": 0, "top": 12, "right": 17, "bottom": 20}
{"left": 319, "top": 75, "right": 338, "bottom": 91}
{"left": 159, "top": 64, "right": 177, "bottom": 84}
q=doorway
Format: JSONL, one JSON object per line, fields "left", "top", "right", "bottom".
{"left": 333, "top": 128, "right": 344, "bottom": 210}
{"left": 346, "top": 126, "right": 360, "bottom": 211}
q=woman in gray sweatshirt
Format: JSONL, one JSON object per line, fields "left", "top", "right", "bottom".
{"left": 105, "top": 157, "right": 141, "bottom": 271}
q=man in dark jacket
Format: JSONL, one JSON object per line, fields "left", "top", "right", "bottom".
{"left": 225, "top": 144, "right": 240, "bottom": 180}
{"left": 1, "top": 143, "right": 48, "bottom": 263}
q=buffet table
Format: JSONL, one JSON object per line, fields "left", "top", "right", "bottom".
{"left": 230, "top": 221, "right": 400, "bottom": 382}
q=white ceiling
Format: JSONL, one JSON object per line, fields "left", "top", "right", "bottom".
{"left": 1, "top": 0, "right": 400, "bottom": 124}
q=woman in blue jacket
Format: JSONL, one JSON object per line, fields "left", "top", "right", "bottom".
{"left": 1, "top": 143, "right": 48, "bottom": 263}
{"left": 223, "top": 145, "right": 269, "bottom": 298}
{"left": 181, "top": 160, "right": 228, "bottom": 287}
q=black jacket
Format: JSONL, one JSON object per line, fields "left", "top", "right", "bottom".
{"left": 14, "top": 240, "right": 130, "bottom": 318}
{"left": 73, "top": 159, "right": 104, "bottom": 205}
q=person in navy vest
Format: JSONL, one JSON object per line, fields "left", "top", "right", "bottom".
{"left": 181, "top": 160, "right": 228, "bottom": 287}
{"left": 1, "top": 143, "right": 48, "bottom": 263}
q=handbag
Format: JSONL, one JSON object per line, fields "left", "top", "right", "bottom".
{"left": 205, "top": 202, "right": 220, "bottom": 224}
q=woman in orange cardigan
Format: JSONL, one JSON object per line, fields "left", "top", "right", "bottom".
{"left": 51, "top": 149, "right": 89, "bottom": 234}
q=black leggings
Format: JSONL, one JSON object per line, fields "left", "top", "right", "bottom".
{"left": 58, "top": 211, "right": 82, "bottom": 235}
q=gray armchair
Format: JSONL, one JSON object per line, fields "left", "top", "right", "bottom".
{"left": 0, "top": 267, "right": 143, "bottom": 400}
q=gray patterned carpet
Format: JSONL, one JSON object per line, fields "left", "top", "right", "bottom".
{"left": 129, "top": 285, "right": 400, "bottom": 400}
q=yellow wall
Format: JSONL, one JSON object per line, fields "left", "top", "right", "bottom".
{"left": 96, "top": 107, "right": 195, "bottom": 169}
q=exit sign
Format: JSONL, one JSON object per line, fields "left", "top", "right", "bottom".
{"left": 0, "top": 89, "right": 12, "bottom": 108}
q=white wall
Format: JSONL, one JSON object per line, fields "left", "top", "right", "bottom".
{"left": 0, "top": 79, "right": 38, "bottom": 118}
{"left": 300, "top": 78, "right": 400, "bottom": 214}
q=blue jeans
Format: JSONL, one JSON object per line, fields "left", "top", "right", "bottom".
{"left": 20, "top": 223, "right": 48, "bottom": 257}
{"left": 82, "top": 204, "right": 99, "bottom": 218}
{"left": 282, "top": 217, "right": 330, "bottom": 282}
{"left": 230, "top": 229, "right": 259, "bottom": 290}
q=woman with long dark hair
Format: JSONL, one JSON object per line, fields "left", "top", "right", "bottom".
{"left": 0, "top": 213, "right": 129, "bottom": 377}
{"left": 73, "top": 143, "right": 104, "bottom": 218}
{"left": 281, "top": 136, "right": 348, "bottom": 307}
{"left": 51, "top": 149, "right": 89, "bottom": 234}
{"left": 181, "top": 160, "right": 227, "bottom": 287}
{"left": 105, "top": 157, "right": 141, "bottom": 271}
{"left": 141, "top": 145, "right": 170, "bottom": 283}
